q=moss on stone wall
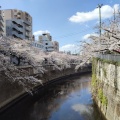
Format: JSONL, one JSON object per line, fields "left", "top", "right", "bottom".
{"left": 98, "top": 89, "right": 103, "bottom": 101}
{"left": 92, "top": 57, "right": 120, "bottom": 120}
{"left": 92, "top": 58, "right": 108, "bottom": 107}
{"left": 102, "top": 95, "right": 108, "bottom": 106}
{"left": 98, "top": 88, "right": 108, "bottom": 106}
{"left": 91, "top": 74, "right": 97, "bottom": 87}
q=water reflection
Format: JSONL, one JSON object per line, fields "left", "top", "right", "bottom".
{"left": 28, "top": 74, "right": 102, "bottom": 120}
{"left": 0, "top": 74, "right": 103, "bottom": 120}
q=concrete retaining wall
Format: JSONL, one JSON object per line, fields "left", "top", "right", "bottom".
{"left": 0, "top": 64, "right": 91, "bottom": 111}
{"left": 92, "top": 58, "right": 120, "bottom": 120}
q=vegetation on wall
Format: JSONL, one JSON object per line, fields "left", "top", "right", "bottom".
{"left": 92, "top": 58, "right": 108, "bottom": 107}
{"left": 92, "top": 58, "right": 98, "bottom": 86}
{"left": 91, "top": 74, "right": 97, "bottom": 87}
{"left": 98, "top": 89, "right": 103, "bottom": 102}
{"left": 98, "top": 89, "right": 108, "bottom": 106}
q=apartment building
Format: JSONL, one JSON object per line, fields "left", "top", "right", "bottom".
{"left": 32, "top": 41, "right": 44, "bottom": 50}
{"left": 38, "top": 33, "right": 59, "bottom": 52}
{"left": 52, "top": 41, "right": 59, "bottom": 51}
{"left": 0, "top": 10, "right": 4, "bottom": 36}
{"left": 1, "top": 9, "right": 32, "bottom": 40}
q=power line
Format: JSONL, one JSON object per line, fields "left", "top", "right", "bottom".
{"left": 53, "top": 27, "right": 94, "bottom": 39}
{"left": 53, "top": 16, "right": 115, "bottom": 40}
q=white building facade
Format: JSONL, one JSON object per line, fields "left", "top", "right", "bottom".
{"left": 32, "top": 41, "right": 44, "bottom": 50}
{"left": 38, "top": 33, "right": 59, "bottom": 52}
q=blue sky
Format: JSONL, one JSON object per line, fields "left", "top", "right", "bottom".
{"left": 0, "top": 0, "right": 120, "bottom": 53}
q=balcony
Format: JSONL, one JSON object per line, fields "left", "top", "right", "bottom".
{"left": 25, "top": 32, "right": 29, "bottom": 37}
{"left": 0, "top": 20, "right": 4, "bottom": 26}
{"left": 12, "top": 24, "right": 23, "bottom": 32}
{"left": 0, "top": 20, "right": 4, "bottom": 32}
{"left": 23, "top": 20, "right": 31, "bottom": 26}
{"left": 17, "top": 14, "right": 21, "bottom": 19}
{"left": 0, "top": 31, "right": 3, "bottom": 36}
{"left": 12, "top": 19, "right": 23, "bottom": 26}
{"left": 0, "top": 27, "right": 4, "bottom": 32}
{"left": 0, "top": 15, "right": 3, "bottom": 21}
{"left": 25, "top": 26, "right": 31, "bottom": 31}
{"left": 12, "top": 31, "right": 24, "bottom": 39}
{"left": 0, "top": 26, "right": 4, "bottom": 32}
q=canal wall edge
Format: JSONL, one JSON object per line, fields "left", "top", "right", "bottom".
{"left": 0, "top": 65, "right": 91, "bottom": 113}
{"left": 92, "top": 58, "right": 120, "bottom": 120}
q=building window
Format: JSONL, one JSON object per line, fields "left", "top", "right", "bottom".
{"left": 46, "top": 43, "right": 48, "bottom": 45}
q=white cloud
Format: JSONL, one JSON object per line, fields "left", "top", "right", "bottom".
{"left": 83, "top": 33, "right": 98, "bottom": 40}
{"left": 69, "top": 4, "right": 119, "bottom": 23}
{"left": 33, "top": 30, "right": 50, "bottom": 36}
{"left": 114, "top": 4, "right": 120, "bottom": 13}
{"left": 60, "top": 44, "right": 79, "bottom": 53}
{"left": 72, "top": 104, "right": 93, "bottom": 115}
{"left": 33, "top": 30, "right": 50, "bottom": 40}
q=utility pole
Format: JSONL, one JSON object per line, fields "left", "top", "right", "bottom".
{"left": 97, "top": 4, "right": 103, "bottom": 51}
{"left": 97, "top": 4, "right": 103, "bottom": 37}
{"left": 113, "top": 7, "right": 116, "bottom": 22}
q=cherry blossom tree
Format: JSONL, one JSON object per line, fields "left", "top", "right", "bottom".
{"left": 2, "top": 11, "right": 120, "bottom": 92}
{"left": 0, "top": 36, "right": 82, "bottom": 93}
{"left": 76, "top": 11, "right": 120, "bottom": 69}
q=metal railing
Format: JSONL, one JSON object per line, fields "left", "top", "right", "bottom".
{"left": 95, "top": 53, "right": 120, "bottom": 62}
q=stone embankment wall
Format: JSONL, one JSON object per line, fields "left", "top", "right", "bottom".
{"left": 0, "top": 64, "right": 91, "bottom": 110}
{"left": 92, "top": 58, "right": 120, "bottom": 120}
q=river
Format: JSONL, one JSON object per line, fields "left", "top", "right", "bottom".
{"left": 0, "top": 73, "right": 104, "bottom": 120}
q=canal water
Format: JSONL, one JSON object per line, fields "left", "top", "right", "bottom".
{"left": 0, "top": 73, "right": 104, "bottom": 120}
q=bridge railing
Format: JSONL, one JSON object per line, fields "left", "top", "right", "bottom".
{"left": 94, "top": 53, "right": 120, "bottom": 62}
